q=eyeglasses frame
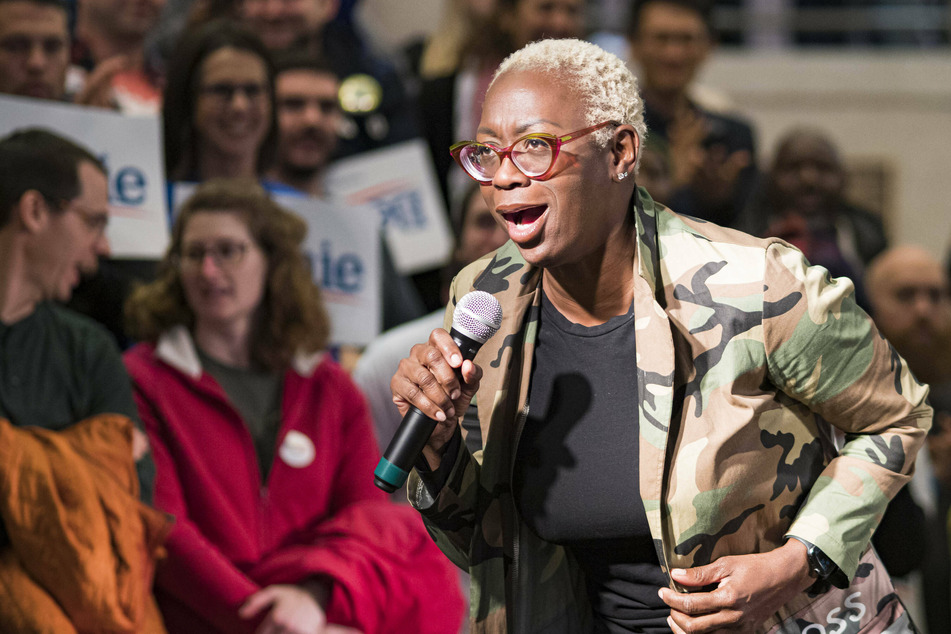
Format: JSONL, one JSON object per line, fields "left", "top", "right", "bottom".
{"left": 449, "top": 120, "right": 618, "bottom": 185}
{"left": 174, "top": 240, "right": 253, "bottom": 272}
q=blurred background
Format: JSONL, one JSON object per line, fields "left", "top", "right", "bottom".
{"left": 359, "top": 0, "right": 951, "bottom": 259}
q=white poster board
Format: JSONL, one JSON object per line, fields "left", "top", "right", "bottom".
{"left": 325, "top": 139, "right": 453, "bottom": 275}
{"left": 170, "top": 183, "right": 381, "bottom": 346}
{"left": 0, "top": 94, "right": 169, "bottom": 258}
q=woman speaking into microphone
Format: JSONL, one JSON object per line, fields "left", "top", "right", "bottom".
{"left": 389, "top": 38, "right": 931, "bottom": 634}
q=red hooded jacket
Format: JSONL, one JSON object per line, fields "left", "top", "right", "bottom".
{"left": 124, "top": 327, "right": 464, "bottom": 633}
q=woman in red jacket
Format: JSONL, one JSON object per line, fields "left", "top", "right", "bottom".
{"left": 124, "top": 179, "right": 464, "bottom": 634}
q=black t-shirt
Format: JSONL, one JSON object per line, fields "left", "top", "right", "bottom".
{"left": 514, "top": 291, "right": 670, "bottom": 633}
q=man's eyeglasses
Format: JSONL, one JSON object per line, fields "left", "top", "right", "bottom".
{"left": 176, "top": 241, "right": 252, "bottom": 271}
{"left": 450, "top": 120, "right": 617, "bottom": 184}
{"left": 46, "top": 196, "right": 109, "bottom": 238}
{"left": 200, "top": 82, "right": 268, "bottom": 103}
{"left": 67, "top": 204, "right": 110, "bottom": 237}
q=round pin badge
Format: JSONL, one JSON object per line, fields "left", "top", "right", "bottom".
{"left": 338, "top": 74, "right": 382, "bottom": 114}
{"left": 278, "top": 430, "right": 316, "bottom": 468}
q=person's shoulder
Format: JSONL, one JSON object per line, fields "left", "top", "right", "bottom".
{"left": 122, "top": 341, "right": 160, "bottom": 371}
{"left": 655, "top": 204, "right": 784, "bottom": 271}
{"left": 43, "top": 303, "right": 118, "bottom": 349}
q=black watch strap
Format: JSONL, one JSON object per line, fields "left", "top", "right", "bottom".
{"left": 786, "top": 536, "right": 847, "bottom": 593}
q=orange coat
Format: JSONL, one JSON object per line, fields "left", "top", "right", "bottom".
{"left": 0, "top": 414, "right": 171, "bottom": 633}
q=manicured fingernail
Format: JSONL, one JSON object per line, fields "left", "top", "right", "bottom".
{"left": 451, "top": 389, "right": 461, "bottom": 400}
{"left": 450, "top": 354, "right": 462, "bottom": 365}
{"left": 435, "top": 410, "right": 446, "bottom": 421}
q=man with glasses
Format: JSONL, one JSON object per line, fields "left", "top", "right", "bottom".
{"left": 0, "top": 127, "right": 161, "bottom": 628}
{"left": 0, "top": 127, "right": 154, "bottom": 493}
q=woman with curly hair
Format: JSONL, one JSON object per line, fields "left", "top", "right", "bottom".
{"left": 124, "top": 179, "right": 464, "bottom": 634}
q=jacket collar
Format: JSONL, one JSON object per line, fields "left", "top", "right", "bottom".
{"left": 633, "top": 186, "right": 662, "bottom": 300}
{"left": 155, "top": 325, "right": 324, "bottom": 379}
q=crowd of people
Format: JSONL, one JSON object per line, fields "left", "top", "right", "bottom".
{"left": 0, "top": 0, "right": 950, "bottom": 632}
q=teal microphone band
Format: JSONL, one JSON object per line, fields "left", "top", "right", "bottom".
{"left": 374, "top": 457, "right": 409, "bottom": 493}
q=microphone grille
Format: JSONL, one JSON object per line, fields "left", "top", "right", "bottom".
{"left": 452, "top": 291, "right": 503, "bottom": 344}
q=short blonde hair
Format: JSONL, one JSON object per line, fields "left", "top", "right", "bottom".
{"left": 491, "top": 38, "right": 647, "bottom": 169}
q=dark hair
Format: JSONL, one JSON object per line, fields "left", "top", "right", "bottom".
{"left": 125, "top": 178, "right": 330, "bottom": 370}
{"left": 626, "top": 0, "right": 715, "bottom": 39}
{"left": 0, "top": 128, "right": 105, "bottom": 229}
{"left": 162, "top": 19, "right": 278, "bottom": 181}
{"left": 272, "top": 49, "right": 338, "bottom": 80}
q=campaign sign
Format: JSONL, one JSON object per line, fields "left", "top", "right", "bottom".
{"left": 325, "top": 139, "right": 453, "bottom": 275}
{"left": 0, "top": 94, "right": 169, "bottom": 258}
{"left": 170, "top": 183, "right": 381, "bottom": 346}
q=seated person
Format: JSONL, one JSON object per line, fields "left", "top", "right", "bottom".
{"left": 123, "top": 179, "right": 464, "bottom": 634}
{"left": 0, "top": 128, "right": 160, "bottom": 631}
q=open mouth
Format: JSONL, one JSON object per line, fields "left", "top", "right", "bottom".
{"left": 500, "top": 204, "right": 547, "bottom": 242}
{"left": 502, "top": 205, "right": 546, "bottom": 226}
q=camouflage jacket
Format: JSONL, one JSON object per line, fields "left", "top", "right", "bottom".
{"left": 407, "top": 189, "right": 931, "bottom": 634}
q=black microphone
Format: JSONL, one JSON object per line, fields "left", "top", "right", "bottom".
{"left": 374, "top": 290, "right": 503, "bottom": 493}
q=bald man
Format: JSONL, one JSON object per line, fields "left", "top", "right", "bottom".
{"left": 866, "top": 245, "right": 951, "bottom": 634}
{"left": 866, "top": 245, "right": 951, "bottom": 384}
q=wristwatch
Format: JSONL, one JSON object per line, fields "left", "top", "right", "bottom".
{"left": 786, "top": 536, "right": 844, "bottom": 593}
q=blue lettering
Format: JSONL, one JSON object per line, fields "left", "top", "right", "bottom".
{"left": 310, "top": 241, "right": 365, "bottom": 293}
{"left": 115, "top": 167, "right": 146, "bottom": 205}
{"left": 320, "top": 241, "right": 334, "bottom": 288}
{"left": 375, "top": 190, "right": 427, "bottom": 231}
{"left": 335, "top": 254, "right": 363, "bottom": 293}
{"left": 96, "top": 154, "right": 149, "bottom": 207}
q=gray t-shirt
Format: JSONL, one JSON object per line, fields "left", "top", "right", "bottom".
{"left": 197, "top": 349, "right": 283, "bottom": 482}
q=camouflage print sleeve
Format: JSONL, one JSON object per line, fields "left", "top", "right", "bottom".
{"left": 407, "top": 431, "right": 479, "bottom": 571}
{"left": 405, "top": 289, "right": 480, "bottom": 572}
{"left": 762, "top": 241, "right": 932, "bottom": 579}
